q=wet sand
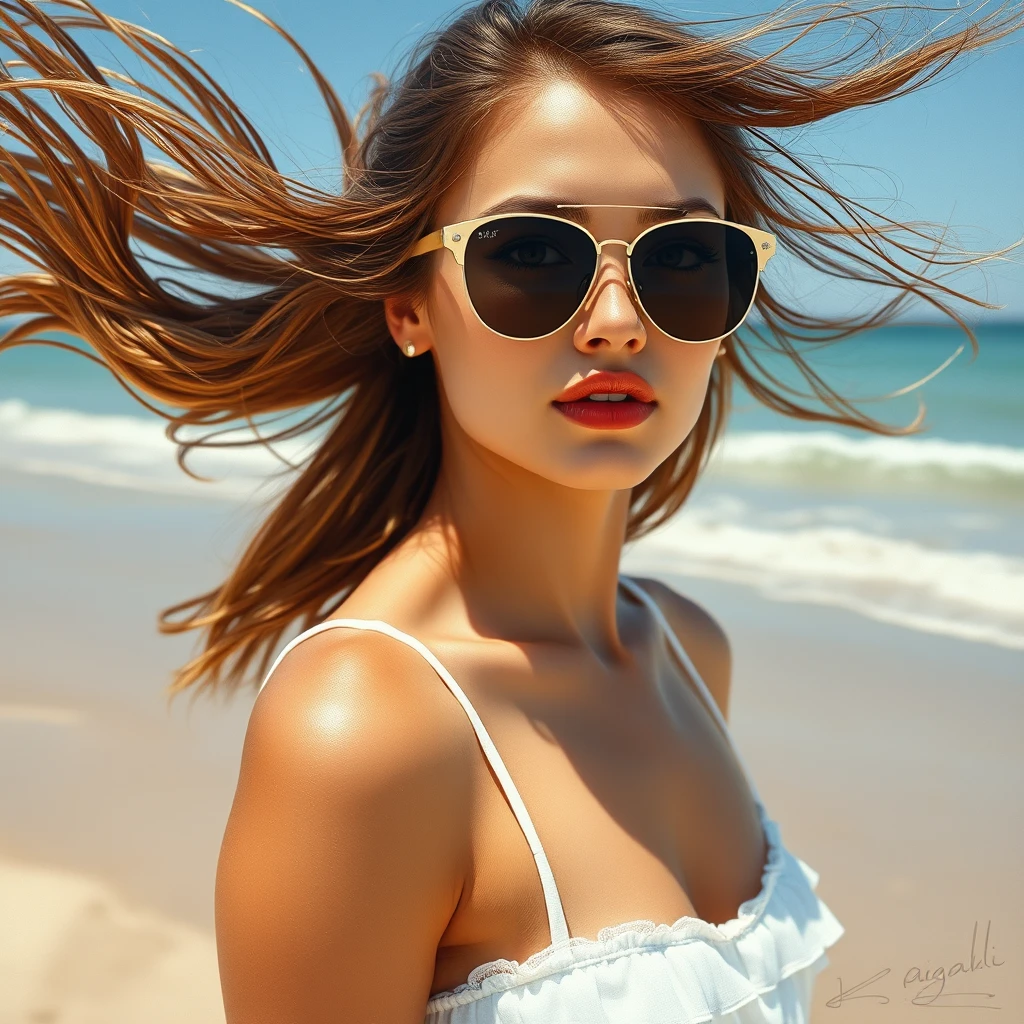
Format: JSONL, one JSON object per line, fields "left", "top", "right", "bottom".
{"left": 1, "top": 470, "right": 1021, "bottom": 1023}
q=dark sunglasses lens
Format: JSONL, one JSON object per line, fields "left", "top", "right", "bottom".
{"left": 463, "top": 217, "right": 597, "bottom": 338}
{"left": 631, "top": 222, "right": 758, "bottom": 341}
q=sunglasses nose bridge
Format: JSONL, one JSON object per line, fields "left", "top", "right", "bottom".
{"left": 583, "top": 239, "right": 642, "bottom": 312}
{"left": 591, "top": 238, "right": 637, "bottom": 285}
{"left": 594, "top": 238, "right": 632, "bottom": 253}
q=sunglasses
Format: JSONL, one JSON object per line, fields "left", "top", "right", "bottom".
{"left": 407, "top": 205, "right": 776, "bottom": 343}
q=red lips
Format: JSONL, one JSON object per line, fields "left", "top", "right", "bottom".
{"left": 553, "top": 371, "right": 656, "bottom": 404}
{"left": 552, "top": 371, "right": 657, "bottom": 431}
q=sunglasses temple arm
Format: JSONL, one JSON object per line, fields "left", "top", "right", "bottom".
{"left": 409, "top": 229, "right": 444, "bottom": 258}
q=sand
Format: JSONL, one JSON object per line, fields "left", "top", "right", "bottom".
{"left": 0, "top": 856, "right": 224, "bottom": 1024}
{"left": 1, "top": 469, "right": 1022, "bottom": 1023}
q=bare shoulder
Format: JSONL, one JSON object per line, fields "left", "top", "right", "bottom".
{"left": 627, "top": 576, "right": 732, "bottom": 723}
{"left": 247, "top": 625, "right": 479, "bottom": 803}
{"left": 217, "top": 626, "right": 476, "bottom": 1022}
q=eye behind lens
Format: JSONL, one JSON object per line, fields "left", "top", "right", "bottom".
{"left": 641, "top": 239, "right": 720, "bottom": 271}
{"left": 631, "top": 222, "right": 758, "bottom": 342}
{"left": 491, "top": 237, "right": 571, "bottom": 269}
{"left": 464, "top": 215, "right": 598, "bottom": 338}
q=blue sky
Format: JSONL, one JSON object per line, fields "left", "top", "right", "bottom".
{"left": 12, "top": 0, "right": 1024, "bottom": 320}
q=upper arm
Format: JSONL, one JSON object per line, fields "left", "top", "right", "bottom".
{"left": 215, "top": 631, "right": 474, "bottom": 1024}
{"left": 631, "top": 578, "right": 732, "bottom": 724}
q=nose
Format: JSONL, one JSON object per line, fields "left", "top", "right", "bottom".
{"left": 572, "top": 244, "right": 647, "bottom": 355}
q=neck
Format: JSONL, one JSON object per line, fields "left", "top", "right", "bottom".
{"left": 411, "top": 431, "right": 633, "bottom": 662}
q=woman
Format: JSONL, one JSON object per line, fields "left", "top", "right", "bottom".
{"left": 0, "top": 0, "right": 1018, "bottom": 1021}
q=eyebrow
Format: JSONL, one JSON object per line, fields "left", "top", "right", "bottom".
{"left": 475, "top": 195, "right": 723, "bottom": 225}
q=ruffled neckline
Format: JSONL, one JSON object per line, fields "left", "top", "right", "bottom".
{"left": 428, "top": 798, "right": 793, "bottom": 1008}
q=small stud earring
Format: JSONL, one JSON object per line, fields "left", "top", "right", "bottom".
{"left": 715, "top": 344, "right": 728, "bottom": 359}
{"left": 404, "top": 342, "right": 416, "bottom": 357}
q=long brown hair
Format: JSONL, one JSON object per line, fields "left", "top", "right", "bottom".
{"left": 0, "top": 0, "right": 1019, "bottom": 701}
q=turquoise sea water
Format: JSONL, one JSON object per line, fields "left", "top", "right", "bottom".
{"left": 1, "top": 320, "right": 1022, "bottom": 650}
{"left": 727, "top": 323, "right": 1024, "bottom": 447}
{"left": 3, "top": 320, "right": 1020, "bottom": 439}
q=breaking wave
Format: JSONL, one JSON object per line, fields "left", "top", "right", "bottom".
{"left": 0, "top": 399, "right": 310, "bottom": 500}
{"left": 625, "top": 496, "right": 1024, "bottom": 650}
{"left": 4, "top": 400, "right": 1023, "bottom": 648}
{"left": 708, "top": 430, "right": 1024, "bottom": 497}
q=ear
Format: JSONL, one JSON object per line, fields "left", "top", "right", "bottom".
{"left": 383, "top": 292, "right": 434, "bottom": 359}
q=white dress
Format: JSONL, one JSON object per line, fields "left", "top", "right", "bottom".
{"left": 258, "top": 576, "right": 845, "bottom": 1024}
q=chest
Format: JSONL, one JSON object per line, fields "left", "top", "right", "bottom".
{"left": 429, "top": 648, "right": 767, "bottom": 997}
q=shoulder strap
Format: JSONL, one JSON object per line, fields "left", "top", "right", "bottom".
{"left": 618, "top": 577, "right": 763, "bottom": 809}
{"left": 258, "top": 617, "right": 571, "bottom": 947}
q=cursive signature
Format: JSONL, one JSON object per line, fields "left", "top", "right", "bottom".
{"left": 826, "top": 920, "right": 1004, "bottom": 1010}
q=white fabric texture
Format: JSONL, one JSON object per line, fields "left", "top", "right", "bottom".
{"left": 258, "top": 577, "right": 845, "bottom": 1024}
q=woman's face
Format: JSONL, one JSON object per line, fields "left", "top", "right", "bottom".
{"left": 386, "top": 78, "right": 728, "bottom": 492}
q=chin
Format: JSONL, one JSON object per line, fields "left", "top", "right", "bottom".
{"left": 532, "top": 446, "right": 664, "bottom": 492}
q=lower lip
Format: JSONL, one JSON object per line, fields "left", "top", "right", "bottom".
{"left": 553, "top": 400, "right": 656, "bottom": 430}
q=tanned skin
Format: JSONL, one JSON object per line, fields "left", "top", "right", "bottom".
{"left": 215, "top": 78, "right": 763, "bottom": 1024}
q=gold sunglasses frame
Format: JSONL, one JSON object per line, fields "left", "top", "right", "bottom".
{"left": 407, "top": 208, "right": 777, "bottom": 344}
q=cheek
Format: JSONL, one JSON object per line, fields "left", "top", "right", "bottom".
{"left": 428, "top": 267, "right": 551, "bottom": 444}
{"left": 661, "top": 345, "right": 719, "bottom": 430}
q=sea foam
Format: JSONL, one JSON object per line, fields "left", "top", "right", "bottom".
{"left": 625, "top": 496, "right": 1024, "bottom": 650}
{"left": 708, "top": 430, "right": 1024, "bottom": 496}
{"left": 4, "top": 400, "right": 1023, "bottom": 648}
{"left": 0, "top": 398, "right": 311, "bottom": 500}
{"left": 5, "top": 400, "right": 1023, "bottom": 498}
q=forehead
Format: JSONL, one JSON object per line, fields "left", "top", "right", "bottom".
{"left": 438, "top": 78, "right": 726, "bottom": 226}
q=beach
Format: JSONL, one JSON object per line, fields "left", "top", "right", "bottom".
{"left": 1, "top": 323, "right": 1022, "bottom": 1023}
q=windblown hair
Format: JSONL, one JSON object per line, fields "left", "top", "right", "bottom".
{"left": 0, "top": 0, "right": 1019, "bottom": 699}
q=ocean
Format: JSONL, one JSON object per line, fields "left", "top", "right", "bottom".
{"left": 2, "top": 321, "right": 1022, "bottom": 652}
